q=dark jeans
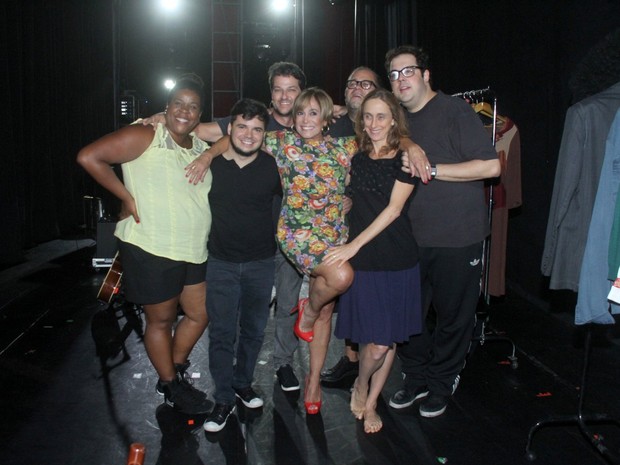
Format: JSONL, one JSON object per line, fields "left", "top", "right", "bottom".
{"left": 206, "top": 256, "right": 275, "bottom": 404}
{"left": 397, "top": 242, "right": 483, "bottom": 397}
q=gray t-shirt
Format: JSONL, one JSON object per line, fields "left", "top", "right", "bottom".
{"left": 405, "top": 91, "right": 498, "bottom": 247}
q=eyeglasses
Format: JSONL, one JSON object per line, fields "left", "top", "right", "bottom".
{"left": 388, "top": 65, "right": 424, "bottom": 82}
{"left": 346, "top": 80, "right": 376, "bottom": 90}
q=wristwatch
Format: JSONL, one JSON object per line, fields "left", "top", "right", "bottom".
{"left": 430, "top": 164, "right": 437, "bottom": 180}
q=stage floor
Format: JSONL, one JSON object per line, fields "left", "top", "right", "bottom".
{"left": 1, "top": 245, "right": 619, "bottom": 465}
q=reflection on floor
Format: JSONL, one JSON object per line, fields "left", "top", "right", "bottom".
{"left": 1, "top": 245, "right": 619, "bottom": 465}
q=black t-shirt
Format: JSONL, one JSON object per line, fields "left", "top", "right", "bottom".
{"left": 346, "top": 151, "right": 419, "bottom": 271}
{"left": 216, "top": 115, "right": 287, "bottom": 239}
{"left": 208, "top": 151, "right": 282, "bottom": 262}
{"left": 328, "top": 116, "right": 356, "bottom": 138}
{"left": 405, "top": 91, "right": 498, "bottom": 247}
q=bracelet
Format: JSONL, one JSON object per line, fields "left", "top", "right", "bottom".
{"left": 430, "top": 164, "right": 437, "bottom": 180}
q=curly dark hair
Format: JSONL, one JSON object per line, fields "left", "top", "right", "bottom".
{"left": 230, "top": 98, "right": 270, "bottom": 126}
{"left": 384, "top": 45, "right": 430, "bottom": 73}
{"left": 168, "top": 73, "right": 206, "bottom": 112}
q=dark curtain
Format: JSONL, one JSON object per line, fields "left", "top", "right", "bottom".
{"left": 384, "top": 0, "right": 415, "bottom": 50}
{"left": 1, "top": 1, "right": 115, "bottom": 266}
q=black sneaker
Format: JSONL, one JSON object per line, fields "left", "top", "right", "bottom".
{"left": 156, "top": 361, "right": 194, "bottom": 396}
{"left": 320, "top": 356, "right": 359, "bottom": 384}
{"left": 161, "top": 377, "right": 213, "bottom": 414}
{"left": 203, "top": 403, "right": 236, "bottom": 432}
{"left": 276, "top": 364, "right": 300, "bottom": 392}
{"left": 234, "top": 386, "right": 264, "bottom": 409}
{"left": 388, "top": 385, "right": 429, "bottom": 409}
{"left": 419, "top": 394, "right": 449, "bottom": 418}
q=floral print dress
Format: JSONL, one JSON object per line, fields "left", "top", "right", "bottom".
{"left": 264, "top": 130, "right": 357, "bottom": 275}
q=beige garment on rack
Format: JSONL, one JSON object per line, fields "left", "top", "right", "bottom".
{"left": 486, "top": 118, "right": 522, "bottom": 296}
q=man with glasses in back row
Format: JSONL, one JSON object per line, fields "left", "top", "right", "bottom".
{"left": 384, "top": 45, "right": 500, "bottom": 418}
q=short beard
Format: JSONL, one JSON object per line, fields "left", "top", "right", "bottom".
{"left": 271, "top": 104, "right": 291, "bottom": 118}
{"left": 231, "top": 139, "right": 259, "bottom": 158}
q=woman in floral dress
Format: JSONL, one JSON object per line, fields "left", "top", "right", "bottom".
{"left": 263, "top": 87, "right": 357, "bottom": 414}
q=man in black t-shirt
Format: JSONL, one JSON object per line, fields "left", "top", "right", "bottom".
{"left": 203, "top": 99, "right": 282, "bottom": 433}
{"left": 385, "top": 45, "right": 500, "bottom": 418}
{"left": 191, "top": 63, "right": 308, "bottom": 393}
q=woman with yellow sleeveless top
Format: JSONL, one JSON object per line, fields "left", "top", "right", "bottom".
{"left": 77, "top": 75, "right": 213, "bottom": 415}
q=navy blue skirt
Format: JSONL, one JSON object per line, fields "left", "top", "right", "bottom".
{"left": 334, "top": 265, "right": 422, "bottom": 346}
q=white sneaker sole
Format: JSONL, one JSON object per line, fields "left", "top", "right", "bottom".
{"left": 235, "top": 394, "right": 264, "bottom": 408}
{"left": 280, "top": 383, "right": 301, "bottom": 392}
{"left": 388, "top": 390, "right": 429, "bottom": 409}
{"left": 419, "top": 405, "right": 447, "bottom": 418}
{"left": 203, "top": 406, "right": 236, "bottom": 433}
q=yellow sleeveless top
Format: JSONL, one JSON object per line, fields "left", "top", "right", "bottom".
{"left": 114, "top": 123, "right": 212, "bottom": 263}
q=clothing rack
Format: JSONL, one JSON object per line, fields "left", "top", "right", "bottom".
{"left": 453, "top": 87, "right": 496, "bottom": 304}
{"left": 454, "top": 87, "right": 518, "bottom": 369}
{"left": 526, "top": 98, "right": 620, "bottom": 461}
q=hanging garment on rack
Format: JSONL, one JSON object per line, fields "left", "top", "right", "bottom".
{"left": 486, "top": 118, "right": 522, "bottom": 296}
{"left": 542, "top": 81, "right": 620, "bottom": 291}
{"left": 608, "top": 186, "right": 620, "bottom": 280}
{"left": 575, "top": 108, "right": 620, "bottom": 324}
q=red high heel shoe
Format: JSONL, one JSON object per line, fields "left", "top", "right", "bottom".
{"left": 292, "top": 298, "right": 313, "bottom": 342}
{"left": 304, "top": 377, "right": 322, "bottom": 415}
{"left": 305, "top": 399, "right": 322, "bottom": 415}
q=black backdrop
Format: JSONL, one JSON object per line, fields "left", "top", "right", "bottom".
{"left": 2, "top": 0, "right": 619, "bottom": 307}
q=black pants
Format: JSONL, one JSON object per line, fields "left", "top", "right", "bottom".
{"left": 397, "top": 242, "right": 483, "bottom": 396}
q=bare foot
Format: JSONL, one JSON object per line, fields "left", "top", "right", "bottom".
{"left": 350, "top": 378, "right": 367, "bottom": 419}
{"left": 363, "top": 409, "right": 383, "bottom": 434}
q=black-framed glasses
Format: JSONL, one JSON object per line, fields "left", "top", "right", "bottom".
{"left": 388, "top": 65, "right": 424, "bottom": 82}
{"left": 346, "top": 79, "right": 376, "bottom": 90}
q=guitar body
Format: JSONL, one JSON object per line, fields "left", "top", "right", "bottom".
{"left": 97, "top": 253, "right": 123, "bottom": 303}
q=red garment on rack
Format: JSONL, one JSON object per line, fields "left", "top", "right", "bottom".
{"left": 485, "top": 118, "right": 522, "bottom": 296}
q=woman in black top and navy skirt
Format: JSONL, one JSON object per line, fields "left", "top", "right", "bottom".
{"left": 323, "top": 88, "right": 422, "bottom": 433}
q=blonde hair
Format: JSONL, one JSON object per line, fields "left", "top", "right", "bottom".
{"left": 292, "top": 87, "right": 333, "bottom": 128}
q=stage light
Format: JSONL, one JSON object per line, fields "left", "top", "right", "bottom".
{"left": 160, "top": 0, "right": 180, "bottom": 11}
{"left": 271, "top": 0, "right": 291, "bottom": 13}
{"left": 164, "top": 78, "right": 176, "bottom": 90}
